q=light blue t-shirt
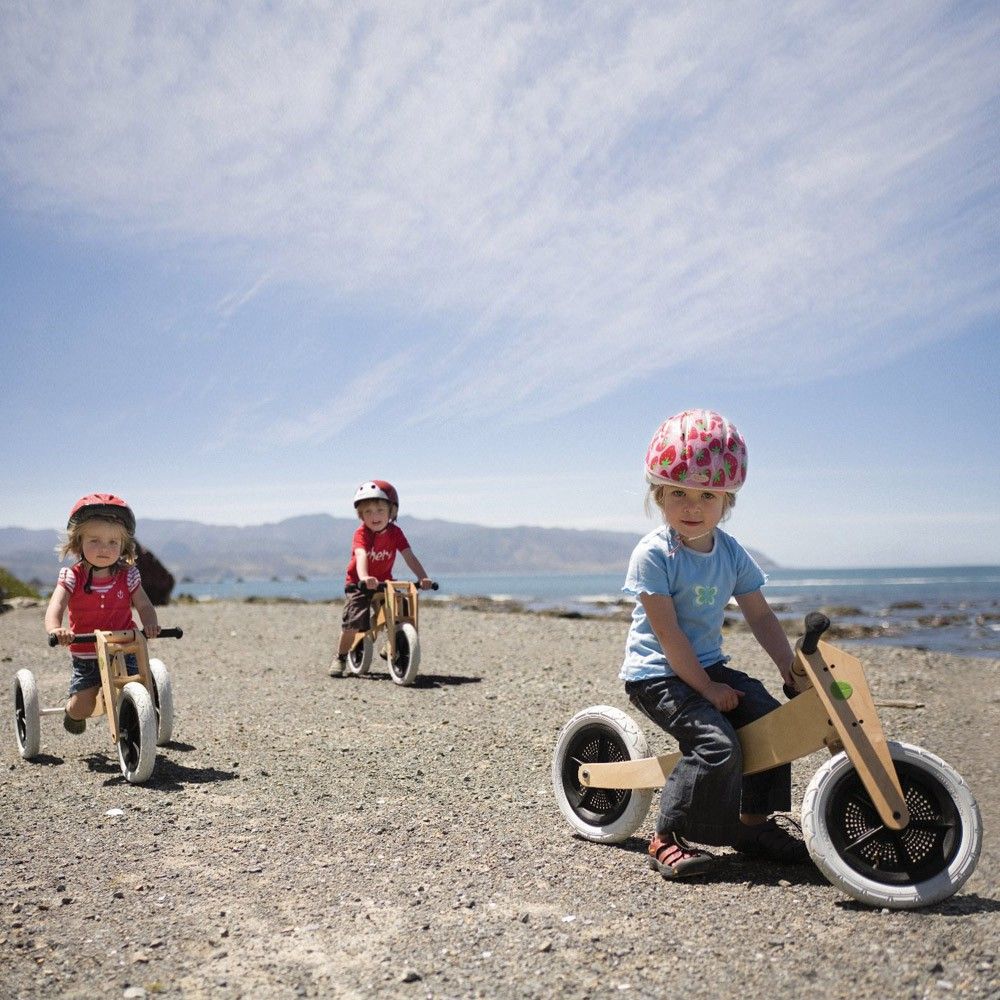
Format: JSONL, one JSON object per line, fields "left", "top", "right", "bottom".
{"left": 619, "top": 526, "right": 767, "bottom": 682}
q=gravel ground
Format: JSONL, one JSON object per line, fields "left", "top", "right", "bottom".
{"left": 1, "top": 601, "right": 997, "bottom": 999}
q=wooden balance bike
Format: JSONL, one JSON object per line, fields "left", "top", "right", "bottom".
{"left": 14, "top": 627, "right": 182, "bottom": 784}
{"left": 552, "top": 613, "right": 982, "bottom": 909}
{"left": 344, "top": 580, "right": 438, "bottom": 686}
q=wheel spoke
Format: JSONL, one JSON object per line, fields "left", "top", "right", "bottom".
{"left": 843, "top": 823, "right": 886, "bottom": 853}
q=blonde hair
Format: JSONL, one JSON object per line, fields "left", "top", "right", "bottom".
{"left": 645, "top": 483, "right": 736, "bottom": 521}
{"left": 57, "top": 516, "right": 137, "bottom": 565}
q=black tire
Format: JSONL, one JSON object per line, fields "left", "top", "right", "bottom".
{"left": 802, "top": 740, "right": 982, "bottom": 908}
{"left": 551, "top": 706, "right": 653, "bottom": 842}
{"left": 116, "top": 682, "right": 157, "bottom": 784}
{"left": 389, "top": 623, "right": 420, "bottom": 686}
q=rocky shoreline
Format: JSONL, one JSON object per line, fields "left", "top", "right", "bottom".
{"left": 1, "top": 601, "right": 997, "bottom": 998}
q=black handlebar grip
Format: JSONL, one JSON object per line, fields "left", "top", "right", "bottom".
{"left": 48, "top": 627, "right": 183, "bottom": 646}
{"left": 801, "top": 612, "right": 831, "bottom": 655}
{"left": 430, "top": 582, "right": 439, "bottom": 590}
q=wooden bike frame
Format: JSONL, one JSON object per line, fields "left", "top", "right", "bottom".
{"left": 353, "top": 581, "right": 420, "bottom": 663}
{"left": 90, "top": 630, "right": 155, "bottom": 746}
{"left": 577, "top": 632, "right": 910, "bottom": 830}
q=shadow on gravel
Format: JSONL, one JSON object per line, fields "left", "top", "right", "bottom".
{"left": 19, "top": 752, "right": 65, "bottom": 767}
{"left": 593, "top": 835, "right": 831, "bottom": 888}
{"left": 81, "top": 751, "right": 238, "bottom": 791}
{"left": 345, "top": 672, "right": 482, "bottom": 688}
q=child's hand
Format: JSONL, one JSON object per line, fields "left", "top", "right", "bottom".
{"left": 362, "top": 576, "right": 378, "bottom": 590}
{"left": 145, "top": 623, "right": 161, "bottom": 639}
{"left": 702, "top": 680, "right": 744, "bottom": 712}
{"left": 48, "top": 628, "right": 73, "bottom": 646}
{"left": 419, "top": 578, "right": 433, "bottom": 590}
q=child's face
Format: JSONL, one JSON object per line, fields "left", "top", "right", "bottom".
{"left": 79, "top": 520, "right": 126, "bottom": 569}
{"left": 356, "top": 499, "right": 391, "bottom": 532}
{"left": 658, "top": 486, "right": 728, "bottom": 548}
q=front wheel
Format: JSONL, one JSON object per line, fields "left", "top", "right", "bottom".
{"left": 116, "top": 682, "right": 157, "bottom": 784}
{"left": 802, "top": 740, "right": 982, "bottom": 909}
{"left": 552, "top": 706, "right": 653, "bottom": 843}
{"left": 13, "top": 669, "right": 41, "bottom": 759}
{"left": 389, "top": 623, "right": 420, "bottom": 686}
{"left": 148, "top": 658, "right": 174, "bottom": 745}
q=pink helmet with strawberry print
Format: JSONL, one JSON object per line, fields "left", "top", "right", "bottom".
{"left": 644, "top": 409, "right": 748, "bottom": 492}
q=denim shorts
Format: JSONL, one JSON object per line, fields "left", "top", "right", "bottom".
{"left": 68, "top": 654, "right": 138, "bottom": 696}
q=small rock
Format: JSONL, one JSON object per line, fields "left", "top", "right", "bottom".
{"left": 401, "top": 970, "right": 422, "bottom": 983}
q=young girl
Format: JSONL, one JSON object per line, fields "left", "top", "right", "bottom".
{"left": 620, "top": 409, "right": 808, "bottom": 879}
{"left": 45, "top": 494, "right": 160, "bottom": 734}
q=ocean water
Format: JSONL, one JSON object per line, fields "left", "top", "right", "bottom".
{"left": 176, "top": 565, "right": 1000, "bottom": 659}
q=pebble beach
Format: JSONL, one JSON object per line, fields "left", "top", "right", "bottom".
{"left": 1, "top": 600, "right": 997, "bottom": 999}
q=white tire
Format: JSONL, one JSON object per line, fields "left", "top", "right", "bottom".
{"left": 346, "top": 635, "right": 373, "bottom": 676}
{"left": 802, "top": 740, "right": 982, "bottom": 909}
{"left": 116, "top": 682, "right": 157, "bottom": 784}
{"left": 389, "top": 623, "right": 420, "bottom": 686}
{"left": 552, "top": 705, "right": 653, "bottom": 843}
{"left": 13, "top": 669, "right": 41, "bottom": 759}
{"left": 148, "top": 658, "right": 174, "bottom": 745}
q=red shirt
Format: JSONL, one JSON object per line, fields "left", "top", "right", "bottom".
{"left": 345, "top": 524, "right": 410, "bottom": 585}
{"left": 58, "top": 563, "right": 141, "bottom": 657}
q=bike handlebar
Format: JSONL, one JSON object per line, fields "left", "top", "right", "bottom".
{"left": 345, "top": 581, "right": 439, "bottom": 595}
{"left": 48, "top": 627, "right": 184, "bottom": 647}
{"left": 801, "top": 612, "right": 831, "bottom": 655}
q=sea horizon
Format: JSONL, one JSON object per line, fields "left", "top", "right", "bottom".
{"left": 175, "top": 564, "right": 1000, "bottom": 660}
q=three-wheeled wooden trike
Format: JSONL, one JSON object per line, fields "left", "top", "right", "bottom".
{"left": 344, "top": 580, "right": 438, "bottom": 686}
{"left": 552, "top": 613, "right": 982, "bottom": 909}
{"left": 13, "top": 627, "right": 182, "bottom": 784}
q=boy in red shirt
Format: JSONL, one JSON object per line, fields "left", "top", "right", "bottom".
{"left": 330, "top": 480, "right": 433, "bottom": 676}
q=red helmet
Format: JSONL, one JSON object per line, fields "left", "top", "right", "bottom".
{"left": 67, "top": 493, "right": 136, "bottom": 534}
{"left": 352, "top": 480, "right": 399, "bottom": 511}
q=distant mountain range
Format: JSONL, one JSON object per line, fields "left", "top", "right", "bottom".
{"left": 0, "top": 514, "right": 776, "bottom": 586}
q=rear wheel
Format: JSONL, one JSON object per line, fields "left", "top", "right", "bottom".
{"left": 552, "top": 706, "right": 653, "bottom": 843}
{"left": 389, "top": 623, "right": 420, "bottom": 686}
{"left": 13, "top": 669, "right": 41, "bottom": 759}
{"left": 346, "top": 635, "right": 373, "bottom": 676}
{"left": 116, "top": 682, "right": 157, "bottom": 784}
{"left": 802, "top": 740, "right": 982, "bottom": 909}
{"left": 148, "top": 658, "right": 174, "bottom": 745}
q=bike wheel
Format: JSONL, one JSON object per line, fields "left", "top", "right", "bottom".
{"left": 552, "top": 706, "right": 653, "bottom": 843}
{"left": 802, "top": 740, "right": 982, "bottom": 909}
{"left": 13, "top": 669, "right": 41, "bottom": 759}
{"left": 116, "top": 682, "right": 157, "bottom": 784}
{"left": 389, "top": 623, "right": 420, "bottom": 686}
{"left": 148, "top": 658, "right": 174, "bottom": 745}
{"left": 346, "top": 635, "right": 373, "bottom": 676}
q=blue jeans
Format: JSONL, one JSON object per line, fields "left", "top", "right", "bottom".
{"left": 626, "top": 662, "right": 790, "bottom": 846}
{"left": 68, "top": 654, "right": 138, "bottom": 696}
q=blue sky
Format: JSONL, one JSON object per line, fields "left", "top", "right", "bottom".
{"left": 1, "top": 1, "right": 998, "bottom": 569}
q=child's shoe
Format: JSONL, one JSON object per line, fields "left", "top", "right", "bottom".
{"left": 733, "top": 817, "right": 810, "bottom": 864}
{"left": 63, "top": 712, "right": 86, "bottom": 735}
{"left": 329, "top": 655, "right": 348, "bottom": 677}
{"left": 647, "top": 832, "right": 715, "bottom": 879}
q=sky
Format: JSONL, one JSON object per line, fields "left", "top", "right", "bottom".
{"left": 1, "top": 1, "right": 998, "bottom": 569}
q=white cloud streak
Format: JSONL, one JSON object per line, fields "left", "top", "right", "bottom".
{"left": 1, "top": 0, "right": 996, "bottom": 435}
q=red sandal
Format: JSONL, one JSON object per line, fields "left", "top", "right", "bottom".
{"left": 647, "top": 832, "right": 716, "bottom": 879}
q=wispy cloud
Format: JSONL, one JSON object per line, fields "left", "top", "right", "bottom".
{"left": 1, "top": 1, "right": 996, "bottom": 425}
